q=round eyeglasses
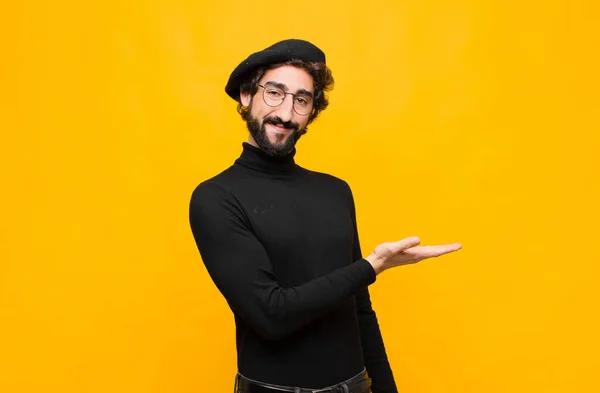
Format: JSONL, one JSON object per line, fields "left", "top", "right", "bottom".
{"left": 257, "top": 84, "right": 314, "bottom": 116}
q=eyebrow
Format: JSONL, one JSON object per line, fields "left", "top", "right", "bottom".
{"left": 264, "top": 81, "right": 314, "bottom": 99}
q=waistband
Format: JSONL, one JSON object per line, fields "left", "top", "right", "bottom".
{"left": 234, "top": 368, "right": 371, "bottom": 393}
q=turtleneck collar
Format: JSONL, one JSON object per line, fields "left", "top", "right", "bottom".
{"left": 234, "top": 142, "right": 299, "bottom": 175}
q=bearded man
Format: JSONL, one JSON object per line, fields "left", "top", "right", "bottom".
{"left": 189, "top": 38, "right": 462, "bottom": 393}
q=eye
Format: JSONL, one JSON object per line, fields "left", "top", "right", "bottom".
{"left": 295, "top": 97, "right": 310, "bottom": 106}
{"left": 266, "top": 89, "right": 283, "bottom": 98}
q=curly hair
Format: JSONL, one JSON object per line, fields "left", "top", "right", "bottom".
{"left": 236, "top": 59, "right": 334, "bottom": 134}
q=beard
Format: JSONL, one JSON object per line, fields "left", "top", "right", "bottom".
{"left": 245, "top": 112, "right": 304, "bottom": 157}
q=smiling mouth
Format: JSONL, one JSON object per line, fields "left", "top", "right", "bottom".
{"left": 267, "top": 123, "right": 292, "bottom": 132}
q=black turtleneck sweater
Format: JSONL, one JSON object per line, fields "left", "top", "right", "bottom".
{"left": 188, "top": 143, "right": 397, "bottom": 393}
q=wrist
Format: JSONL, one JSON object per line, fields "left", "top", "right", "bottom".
{"left": 365, "top": 253, "right": 385, "bottom": 275}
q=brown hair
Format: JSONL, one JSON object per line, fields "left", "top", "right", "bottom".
{"left": 236, "top": 59, "right": 334, "bottom": 134}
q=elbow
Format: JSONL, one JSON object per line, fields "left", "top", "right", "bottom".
{"left": 251, "top": 315, "right": 293, "bottom": 341}
{"left": 255, "top": 325, "right": 289, "bottom": 341}
{"left": 251, "top": 304, "right": 296, "bottom": 341}
{"left": 236, "top": 288, "right": 300, "bottom": 341}
{"left": 232, "top": 307, "right": 291, "bottom": 341}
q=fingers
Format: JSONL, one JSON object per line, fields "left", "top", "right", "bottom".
{"left": 390, "top": 236, "right": 421, "bottom": 254}
{"left": 416, "top": 243, "right": 462, "bottom": 258}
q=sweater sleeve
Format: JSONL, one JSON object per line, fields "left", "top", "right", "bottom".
{"left": 347, "top": 185, "right": 398, "bottom": 393}
{"left": 188, "top": 181, "right": 377, "bottom": 341}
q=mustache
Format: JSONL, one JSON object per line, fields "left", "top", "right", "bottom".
{"left": 263, "top": 116, "right": 299, "bottom": 131}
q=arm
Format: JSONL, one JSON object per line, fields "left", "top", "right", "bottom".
{"left": 356, "top": 287, "right": 398, "bottom": 393}
{"left": 348, "top": 186, "right": 398, "bottom": 393}
{"left": 188, "top": 181, "right": 377, "bottom": 341}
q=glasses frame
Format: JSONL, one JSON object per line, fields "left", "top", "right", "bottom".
{"left": 257, "top": 84, "right": 314, "bottom": 116}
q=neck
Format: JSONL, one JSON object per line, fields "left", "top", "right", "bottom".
{"left": 235, "top": 141, "right": 298, "bottom": 175}
{"left": 247, "top": 134, "right": 260, "bottom": 148}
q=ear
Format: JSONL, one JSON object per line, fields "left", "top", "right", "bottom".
{"left": 240, "top": 89, "right": 251, "bottom": 107}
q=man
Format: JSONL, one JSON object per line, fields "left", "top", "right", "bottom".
{"left": 188, "top": 39, "right": 461, "bottom": 393}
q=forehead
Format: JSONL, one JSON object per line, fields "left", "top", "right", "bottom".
{"left": 259, "top": 65, "right": 314, "bottom": 94}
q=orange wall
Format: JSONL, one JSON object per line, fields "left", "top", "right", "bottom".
{"left": 1, "top": 1, "right": 599, "bottom": 392}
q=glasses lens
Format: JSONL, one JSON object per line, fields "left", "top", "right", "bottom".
{"left": 294, "top": 96, "right": 313, "bottom": 116}
{"left": 260, "top": 85, "right": 313, "bottom": 115}
{"left": 262, "top": 86, "right": 285, "bottom": 106}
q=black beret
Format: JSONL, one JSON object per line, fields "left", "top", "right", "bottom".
{"left": 224, "top": 38, "right": 326, "bottom": 101}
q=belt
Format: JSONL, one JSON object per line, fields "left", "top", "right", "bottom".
{"left": 234, "top": 369, "right": 371, "bottom": 393}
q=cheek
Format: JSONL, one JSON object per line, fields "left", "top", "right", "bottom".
{"left": 295, "top": 116, "right": 309, "bottom": 129}
{"left": 250, "top": 101, "right": 274, "bottom": 120}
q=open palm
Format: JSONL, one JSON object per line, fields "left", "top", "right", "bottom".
{"left": 372, "top": 236, "right": 462, "bottom": 269}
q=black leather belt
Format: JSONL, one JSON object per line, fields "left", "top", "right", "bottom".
{"left": 234, "top": 369, "right": 371, "bottom": 393}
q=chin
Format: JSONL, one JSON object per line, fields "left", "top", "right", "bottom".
{"left": 267, "top": 133, "right": 290, "bottom": 145}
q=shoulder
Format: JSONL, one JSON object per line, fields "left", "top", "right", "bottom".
{"left": 189, "top": 167, "right": 239, "bottom": 207}
{"left": 189, "top": 169, "right": 251, "bottom": 228}
{"left": 299, "top": 167, "right": 355, "bottom": 198}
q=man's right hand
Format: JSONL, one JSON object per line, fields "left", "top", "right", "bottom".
{"left": 365, "top": 236, "right": 462, "bottom": 275}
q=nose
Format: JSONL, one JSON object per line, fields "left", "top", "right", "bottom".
{"left": 275, "top": 94, "right": 295, "bottom": 122}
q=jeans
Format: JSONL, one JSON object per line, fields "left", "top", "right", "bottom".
{"left": 234, "top": 368, "right": 372, "bottom": 393}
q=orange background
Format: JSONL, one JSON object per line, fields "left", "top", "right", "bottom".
{"left": 1, "top": 1, "right": 599, "bottom": 392}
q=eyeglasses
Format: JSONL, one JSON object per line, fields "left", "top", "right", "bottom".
{"left": 257, "top": 84, "right": 314, "bottom": 116}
